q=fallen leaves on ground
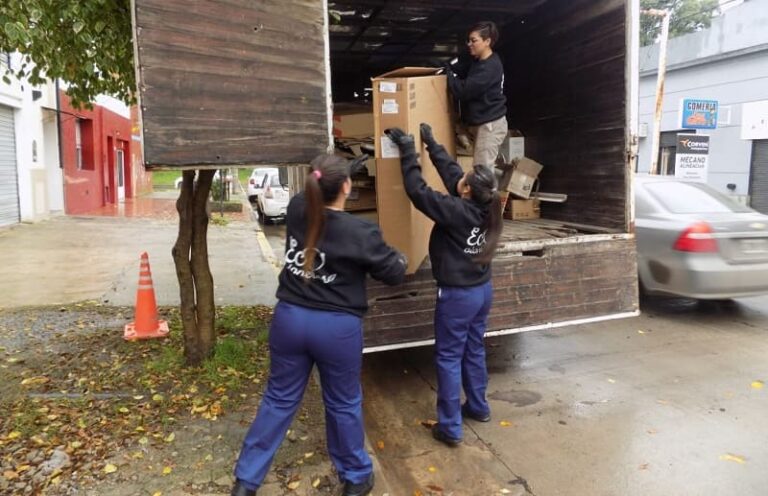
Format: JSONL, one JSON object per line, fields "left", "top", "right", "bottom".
{"left": 0, "top": 303, "right": 273, "bottom": 494}
{"left": 719, "top": 453, "right": 746, "bottom": 464}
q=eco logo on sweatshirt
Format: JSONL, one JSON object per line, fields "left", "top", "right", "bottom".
{"left": 284, "top": 236, "right": 337, "bottom": 284}
{"left": 464, "top": 227, "right": 487, "bottom": 255}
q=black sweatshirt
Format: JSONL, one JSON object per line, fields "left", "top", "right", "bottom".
{"left": 275, "top": 193, "right": 407, "bottom": 317}
{"left": 400, "top": 144, "right": 492, "bottom": 287}
{"left": 447, "top": 53, "right": 507, "bottom": 126}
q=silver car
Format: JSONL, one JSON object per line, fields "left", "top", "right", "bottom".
{"left": 635, "top": 175, "right": 768, "bottom": 299}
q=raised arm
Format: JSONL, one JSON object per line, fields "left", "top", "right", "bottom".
{"left": 384, "top": 128, "right": 466, "bottom": 228}
{"left": 420, "top": 123, "right": 464, "bottom": 197}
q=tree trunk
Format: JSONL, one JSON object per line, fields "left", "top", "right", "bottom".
{"left": 172, "top": 169, "right": 216, "bottom": 366}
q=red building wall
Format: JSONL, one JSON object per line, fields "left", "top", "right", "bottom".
{"left": 60, "top": 93, "right": 133, "bottom": 215}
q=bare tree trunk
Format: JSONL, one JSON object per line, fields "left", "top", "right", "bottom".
{"left": 172, "top": 169, "right": 216, "bottom": 366}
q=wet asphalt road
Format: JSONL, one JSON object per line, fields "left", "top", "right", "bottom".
{"left": 253, "top": 203, "right": 768, "bottom": 495}
{"left": 362, "top": 295, "right": 768, "bottom": 496}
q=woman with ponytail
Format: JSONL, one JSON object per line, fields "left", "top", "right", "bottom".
{"left": 231, "top": 155, "right": 406, "bottom": 496}
{"left": 385, "top": 124, "right": 502, "bottom": 447}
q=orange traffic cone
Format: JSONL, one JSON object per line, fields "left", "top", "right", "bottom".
{"left": 124, "top": 252, "right": 169, "bottom": 340}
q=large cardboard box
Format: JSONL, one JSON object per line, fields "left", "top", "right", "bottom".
{"left": 372, "top": 67, "right": 455, "bottom": 273}
{"left": 333, "top": 104, "right": 374, "bottom": 138}
{"left": 457, "top": 155, "right": 474, "bottom": 173}
{"left": 506, "top": 157, "right": 543, "bottom": 199}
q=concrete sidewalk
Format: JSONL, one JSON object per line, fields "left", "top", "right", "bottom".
{"left": 0, "top": 195, "right": 277, "bottom": 309}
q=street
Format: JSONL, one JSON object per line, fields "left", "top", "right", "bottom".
{"left": 253, "top": 202, "right": 768, "bottom": 495}
{"left": 361, "top": 296, "right": 768, "bottom": 496}
{"left": 2, "top": 198, "right": 767, "bottom": 495}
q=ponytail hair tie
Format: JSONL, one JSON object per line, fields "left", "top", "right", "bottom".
{"left": 312, "top": 169, "right": 322, "bottom": 180}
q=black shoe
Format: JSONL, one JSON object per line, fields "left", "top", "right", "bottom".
{"left": 462, "top": 403, "right": 491, "bottom": 423}
{"left": 231, "top": 480, "right": 257, "bottom": 496}
{"left": 343, "top": 473, "right": 374, "bottom": 496}
{"left": 431, "top": 424, "right": 462, "bottom": 447}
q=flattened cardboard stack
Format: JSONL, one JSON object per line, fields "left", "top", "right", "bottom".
{"left": 333, "top": 104, "right": 378, "bottom": 213}
{"left": 372, "top": 67, "right": 455, "bottom": 274}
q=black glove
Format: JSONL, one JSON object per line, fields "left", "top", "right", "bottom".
{"left": 384, "top": 127, "right": 416, "bottom": 155}
{"left": 420, "top": 123, "right": 438, "bottom": 149}
{"left": 442, "top": 60, "right": 454, "bottom": 74}
{"left": 347, "top": 154, "right": 370, "bottom": 176}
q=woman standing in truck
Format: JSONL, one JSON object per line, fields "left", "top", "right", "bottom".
{"left": 385, "top": 125, "right": 502, "bottom": 446}
{"left": 445, "top": 21, "right": 508, "bottom": 166}
{"left": 231, "top": 155, "right": 407, "bottom": 496}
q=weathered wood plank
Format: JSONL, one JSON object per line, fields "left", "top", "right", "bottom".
{"left": 363, "top": 237, "right": 638, "bottom": 347}
{"left": 504, "top": 1, "right": 628, "bottom": 230}
{"left": 133, "top": 0, "right": 330, "bottom": 168}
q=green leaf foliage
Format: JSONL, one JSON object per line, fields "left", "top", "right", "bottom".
{"left": 641, "top": 0, "right": 720, "bottom": 46}
{"left": 0, "top": 0, "right": 135, "bottom": 109}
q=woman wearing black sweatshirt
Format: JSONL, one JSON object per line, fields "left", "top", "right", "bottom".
{"left": 385, "top": 125, "right": 502, "bottom": 446}
{"left": 446, "top": 21, "right": 507, "bottom": 166}
{"left": 231, "top": 155, "right": 407, "bottom": 496}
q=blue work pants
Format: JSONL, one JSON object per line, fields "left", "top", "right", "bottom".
{"left": 234, "top": 301, "right": 372, "bottom": 489}
{"left": 433, "top": 281, "right": 493, "bottom": 440}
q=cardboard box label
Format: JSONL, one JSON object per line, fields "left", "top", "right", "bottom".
{"left": 380, "top": 136, "right": 400, "bottom": 158}
{"left": 500, "top": 136, "right": 525, "bottom": 161}
{"left": 379, "top": 82, "right": 398, "bottom": 93}
{"left": 382, "top": 99, "right": 399, "bottom": 114}
{"left": 506, "top": 198, "right": 541, "bottom": 220}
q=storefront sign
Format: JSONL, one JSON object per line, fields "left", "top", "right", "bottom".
{"left": 680, "top": 99, "right": 718, "bottom": 129}
{"left": 675, "top": 134, "right": 709, "bottom": 182}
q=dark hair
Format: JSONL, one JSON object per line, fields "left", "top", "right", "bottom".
{"left": 467, "top": 164, "right": 502, "bottom": 264}
{"left": 468, "top": 21, "right": 499, "bottom": 47}
{"left": 304, "top": 154, "right": 350, "bottom": 274}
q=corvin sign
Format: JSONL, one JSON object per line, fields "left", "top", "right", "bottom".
{"left": 675, "top": 134, "right": 710, "bottom": 183}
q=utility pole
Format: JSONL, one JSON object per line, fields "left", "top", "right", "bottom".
{"left": 644, "top": 8, "right": 670, "bottom": 175}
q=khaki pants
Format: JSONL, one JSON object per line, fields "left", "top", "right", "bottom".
{"left": 467, "top": 115, "right": 508, "bottom": 167}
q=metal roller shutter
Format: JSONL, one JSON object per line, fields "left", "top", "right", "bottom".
{"left": 750, "top": 140, "right": 768, "bottom": 215}
{"left": 0, "top": 105, "right": 20, "bottom": 227}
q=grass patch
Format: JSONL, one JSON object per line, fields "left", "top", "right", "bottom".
{"left": 217, "top": 305, "right": 272, "bottom": 335}
{"left": 209, "top": 216, "right": 230, "bottom": 227}
{"left": 151, "top": 170, "right": 181, "bottom": 187}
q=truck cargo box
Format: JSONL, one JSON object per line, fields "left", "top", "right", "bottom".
{"left": 131, "top": 0, "right": 641, "bottom": 350}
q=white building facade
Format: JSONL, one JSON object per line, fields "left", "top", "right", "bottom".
{"left": 637, "top": 0, "right": 768, "bottom": 213}
{"left": 0, "top": 52, "right": 63, "bottom": 226}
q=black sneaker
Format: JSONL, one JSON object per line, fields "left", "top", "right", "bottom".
{"left": 431, "top": 424, "right": 462, "bottom": 447}
{"left": 231, "top": 480, "right": 257, "bottom": 496}
{"left": 343, "top": 473, "right": 374, "bottom": 496}
{"left": 462, "top": 403, "right": 491, "bottom": 423}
